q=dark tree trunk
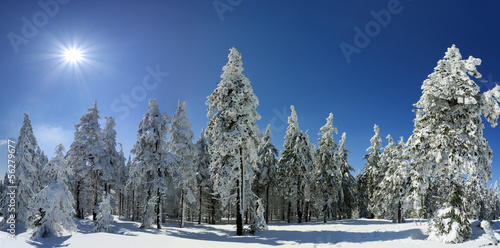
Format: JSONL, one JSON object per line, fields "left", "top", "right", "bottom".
{"left": 198, "top": 186, "right": 202, "bottom": 224}
{"left": 93, "top": 172, "right": 98, "bottom": 221}
{"left": 397, "top": 201, "right": 402, "bottom": 224}
{"left": 75, "top": 181, "right": 82, "bottom": 219}
{"left": 157, "top": 188, "right": 162, "bottom": 229}
{"left": 265, "top": 186, "right": 270, "bottom": 224}
{"left": 236, "top": 180, "right": 243, "bottom": 235}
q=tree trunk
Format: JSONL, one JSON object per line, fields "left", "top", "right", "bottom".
{"left": 93, "top": 172, "right": 98, "bottom": 221}
{"left": 265, "top": 185, "right": 270, "bottom": 224}
{"left": 75, "top": 181, "right": 82, "bottom": 219}
{"left": 157, "top": 188, "right": 162, "bottom": 229}
{"left": 198, "top": 186, "right": 202, "bottom": 224}
{"left": 236, "top": 147, "right": 244, "bottom": 236}
{"left": 236, "top": 180, "right": 243, "bottom": 235}
{"left": 397, "top": 201, "right": 402, "bottom": 224}
{"left": 180, "top": 188, "right": 185, "bottom": 228}
{"left": 297, "top": 198, "right": 302, "bottom": 223}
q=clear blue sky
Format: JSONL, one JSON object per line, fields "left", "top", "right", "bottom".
{"left": 1, "top": 0, "right": 500, "bottom": 185}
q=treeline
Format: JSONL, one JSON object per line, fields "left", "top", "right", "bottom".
{"left": 1, "top": 46, "right": 500, "bottom": 244}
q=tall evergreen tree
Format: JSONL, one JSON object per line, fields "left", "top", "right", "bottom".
{"left": 358, "top": 124, "right": 382, "bottom": 218}
{"left": 372, "top": 136, "right": 409, "bottom": 223}
{"left": 277, "top": 105, "right": 316, "bottom": 223}
{"left": 66, "top": 101, "right": 105, "bottom": 220}
{"left": 130, "top": 99, "right": 170, "bottom": 229}
{"left": 407, "top": 45, "right": 500, "bottom": 243}
{"left": 194, "top": 128, "right": 212, "bottom": 224}
{"left": 254, "top": 124, "right": 279, "bottom": 223}
{"left": 13, "top": 113, "right": 46, "bottom": 226}
{"left": 315, "top": 113, "right": 341, "bottom": 223}
{"left": 205, "top": 48, "right": 262, "bottom": 235}
{"left": 168, "top": 100, "right": 197, "bottom": 228}
{"left": 336, "top": 132, "right": 356, "bottom": 219}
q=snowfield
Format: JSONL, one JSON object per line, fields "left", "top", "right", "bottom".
{"left": 1, "top": 217, "right": 499, "bottom": 248}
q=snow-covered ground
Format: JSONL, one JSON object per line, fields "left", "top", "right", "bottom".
{"left": 1, "top": 217, "right": 499, "bottom": 248}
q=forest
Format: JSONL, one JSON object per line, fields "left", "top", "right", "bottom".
{"left": 1, "top": 45, "right": 500, "bottom": 244}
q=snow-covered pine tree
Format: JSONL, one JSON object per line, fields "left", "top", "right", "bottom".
{"left": 372, "top": 136, "right": 410, "bottom": 223}
{"left": 94, "top": 192, "right": 113, "bottom": 233}
{"left": 12, "top": 113, "right": 46, "bottom": 226}
{"left": 130, "top": 99, "right": 170, "bottom": 229}
{"left": 336, "top": 132, "right": 356, "bottom": 219}
{"left": 168, "top": 100, "right": 197, "bottom": 228}
{"left": 101, "top": 117, "right": 127, "bottom": 216}
{"left": 205, "top": 48, "right": 262, "bottom": 235}
{"left": 369, "top": 134, "right": 395, "bottom": 219}
{"left": 254, "top": 124, "right": 279, "bottom": 224}
{"left": 485, "top": 182, "right": 500, "bottom": 221}
{"left": 28, "top": 144, "right": 76, "bottom": 239}
{"left": 358, "top": 124, "right": 382, "bottom": 218}
{"left": 66, "top": 101, "right": 105, "bottom": 220}
{"left": 276, "top": 105, "right": 316, "bottom": 223}
{"left": 194, "top": 128, "right": 212, "bottom": 224}
{"left": 406, "top": 45, "right": 500, "bottom": 243}
{"left": 315, "top": 113, "right": 341, "bottom": 223}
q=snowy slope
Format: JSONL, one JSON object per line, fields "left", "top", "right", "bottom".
{"left": 0, "top": 217, "right": 499, "bottom": 248}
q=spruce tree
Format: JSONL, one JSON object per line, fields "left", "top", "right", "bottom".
{"left": 168, "top": 100, "right": 197, "bottom": 228}
{"left": 315, "top": 113, "right": 341, "bottom": 223}
{"left": 130, "top": 99, "right": 170, "bottom": 229}
{"left": 336, "top": 132, "right": 356, "bottom": 219}
{"left": 66, "top": 101, "right": 105, "bottom": 220}
{"left": 205, "top": 48, "right": 262, "bottom": 235}
{"left": 406, "top": 45, "right": 500, "bottom": 243}
{"left": 276, "top": 105, "right": 316, "bottom": 223}
{"left": 254, "top": 124, "right": 279, "bottom": 223}
{"left": 194, "top": 128, "right": 212, "bottom": 224}
{"left": 358, "top": 124, "right": 382, "bottom": 218}
{"left": 372, "top": 136, "right": 409, "bottom": 223}
{"left": 28, "top": 144, "right": 76, "bottom": 239}
{"left": 13, "top": 113, "right": 46, "bottom": 226}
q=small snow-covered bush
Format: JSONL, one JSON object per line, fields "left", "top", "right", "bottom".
{"left": 427, "top": 192, "right": 471, "bottom": 244}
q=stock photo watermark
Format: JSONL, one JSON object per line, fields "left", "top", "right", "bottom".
{"left": 6, "top": 139, "right": 17, "bottom": 240}
{"left": 213, "top": 0, "right": 243, "bottom": 21}
{"left": 269, "top": 106, "right": 290, "bottom": 140}
{"left": 339, "top": 0, "right": 405, "bottom": 64}
{"left": 111, "top": 64, "right": 170, "bottom": 120}
{"left": 6, "top": 0, "right": 71, "bottom": 54}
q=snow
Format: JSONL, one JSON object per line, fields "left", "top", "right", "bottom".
{"left": 2, "top": 217, "right": 500, "bottom": 247}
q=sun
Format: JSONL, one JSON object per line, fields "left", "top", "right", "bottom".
{"left": 63, "top": 48, "right": 82, "bottom": 63}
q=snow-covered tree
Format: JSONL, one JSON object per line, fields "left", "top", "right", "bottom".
{"left": 130, "top": 99, "right": 170, "bottom": 229}
{"left": 94, "top": 192, "right": 113, "bottom": 233}
{"left": 484, "top": 182, "right": 500, "bottom": 221}
{"left": 336, "top": 132, "right": 356, "bottom": 219}
{"left": 358, "top": 124, "right": 382, "bottom": 218}
{"left": 406, "top": 45, "right": 500, "bottom": 243}
{"left": 205, "top": 48, "right": 262, "bottom": 235}
{"left": 254, "top": 124, "right": 279, "bottom": 223}
{"left": 372, "top": 136, "right": 410, "bottom": 223}
{"left": 168, "top": 100, "right": 197, "bottom": 228}
{"left": 66, "top": 101, "right": 105, "bottom": 220}
{"left": 13, "top": 113, "right": 47, "bottom": 226}
{"left": 101, "top": 117, "right": 127, "bottom": 216}
{"left": 276, "top": 105, "right": 316, "bottom": 223}
{"left": 194, "top": 128, "right": 212, "bottom": 224}
{"left": 28, "top": 144, "right": 75, "bottom": 239}
{"left": 315, "top": 113, "right": 341, "bottom": 223}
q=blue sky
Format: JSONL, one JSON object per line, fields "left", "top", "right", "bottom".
{"left": 1, "top": 0, "right": 500, "bottom": 185}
